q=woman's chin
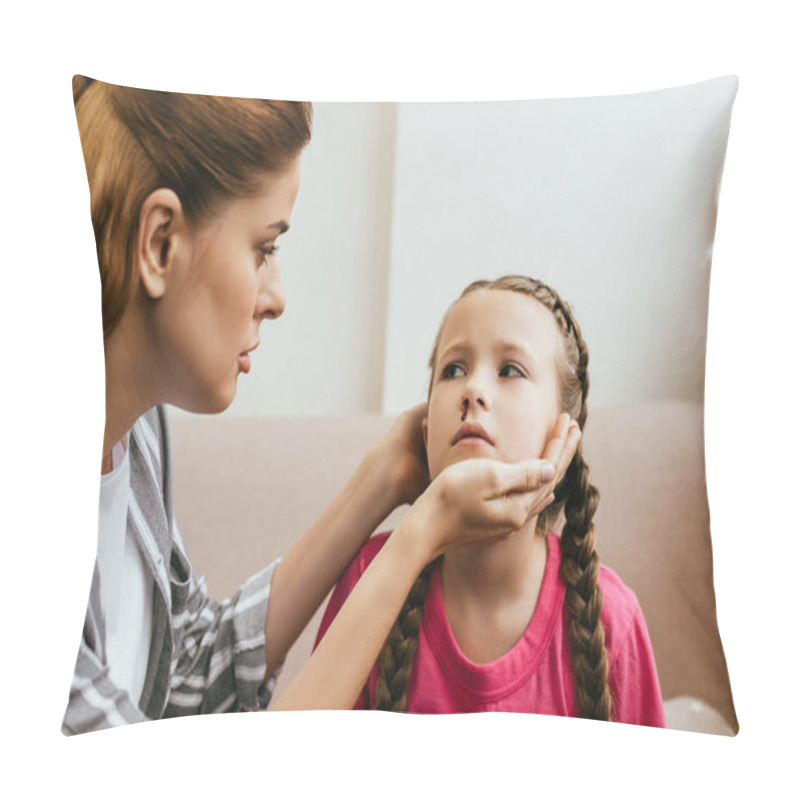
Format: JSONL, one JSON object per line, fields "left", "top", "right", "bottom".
{"left": 176, "top": 383, "right": 237, "bottom": 416}
{"left": 209, "top": 385, "right": 237, "bottom": 414}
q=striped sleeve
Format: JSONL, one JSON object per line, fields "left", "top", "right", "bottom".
{"left": 61, "top": 567, "right": 150, "bottom": 734}
{"left": 163, "top": 522, "right": 282, "bottom": 716}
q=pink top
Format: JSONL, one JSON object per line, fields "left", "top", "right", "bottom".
{"left": 315, "top": 532, "right": 665, "bottom": 726}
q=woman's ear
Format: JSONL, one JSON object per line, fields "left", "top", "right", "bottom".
{"left": 137, "top": 188, "right": 185, "bottom": 299}
{"left": 421, "top": 416, "right": 429, "bottom": 450}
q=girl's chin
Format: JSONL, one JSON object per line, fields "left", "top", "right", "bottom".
{"left": 433, "top": 451, "right": 500, "bottom": 475}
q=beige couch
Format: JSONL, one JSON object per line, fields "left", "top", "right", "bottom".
{"left": 169, "top": 400, "right": 737, "bottom": 735}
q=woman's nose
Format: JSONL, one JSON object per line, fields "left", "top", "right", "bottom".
{"left": 256, "top": 261, "right": 286, "bottom": 320}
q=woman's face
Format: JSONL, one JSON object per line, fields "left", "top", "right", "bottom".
{"left": 150, "top": 155, "right": 302, "bottom": 414}
{"left": 423, "top": 289, "right": 562, "bottom": 480}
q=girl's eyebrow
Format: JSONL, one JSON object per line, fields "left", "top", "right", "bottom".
{"left": 437, "top": 341, "right": 472, "bottom": 363}
{"left": 496, "top": 340, "right": 537, "bottom": 362}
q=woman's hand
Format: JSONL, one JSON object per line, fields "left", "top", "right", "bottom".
{"left": 402, "top": 413, "right": 581, "bottom": 560}
{"left": 366, "top": 402, "right": 430, "bottom": 509}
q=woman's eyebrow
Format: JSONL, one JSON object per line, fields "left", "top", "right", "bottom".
{"left": 264, "top": 220, "right": 290, "bottom": 234}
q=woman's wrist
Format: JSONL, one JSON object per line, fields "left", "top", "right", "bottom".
{"left": 390, "top": 494, "right": 439, "bottom": 569}
{"left": 357, "top": 441, "right": 405, "bottom": 514}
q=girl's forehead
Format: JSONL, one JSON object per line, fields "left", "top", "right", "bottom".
{"left": 438, "top": 289, "right": 560, "bottom": 353}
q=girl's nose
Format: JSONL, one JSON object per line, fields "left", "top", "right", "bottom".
{"left": 256, "top": 261, "right": 286, "bottom": 320}
{"left": 462, "top": 379, "right": 489, "bottom": 415}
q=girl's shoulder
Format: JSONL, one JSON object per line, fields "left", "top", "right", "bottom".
{"left": 346, "top": 531, "right": 393, "bottom": 579}
{"left": 314, "top": 531, "right": 395, "bottom": 652}
{"left": 597, "top": 563, "right": 641, "bottom": 617}
{"left": 549, "top": 533, "right": 642, "bottom": 630}
{"left": 595, "top": 562, "right": 650, "bottom": 654}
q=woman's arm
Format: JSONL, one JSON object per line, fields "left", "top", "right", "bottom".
{"left": 262, "top": 405, "right": 429, "bottom": 676}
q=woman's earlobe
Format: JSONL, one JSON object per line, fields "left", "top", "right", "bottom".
{"left": 138, "top": 188, "right": 183, "bottom": 299}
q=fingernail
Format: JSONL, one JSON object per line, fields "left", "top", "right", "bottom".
{"left": 541, "top": 462, "right": 555, "bottom": 483}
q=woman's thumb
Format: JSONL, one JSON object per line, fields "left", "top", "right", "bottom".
{"left": 496, "top": 459, "right": 554, "bottom": 495}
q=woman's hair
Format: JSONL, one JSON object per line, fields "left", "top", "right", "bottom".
{"left": 373, "top": 275, "right": 614, "bottom": 721}
{"left": 72, "top": 76, "right": 312, "bottom": 337}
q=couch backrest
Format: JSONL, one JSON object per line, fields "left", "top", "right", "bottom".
{"left": 169, "top": 401, "right": 736, "bottom": 730}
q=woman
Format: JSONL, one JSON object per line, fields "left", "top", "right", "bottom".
{"left": 64, "top": 77, "right": 580, "bottom": 733}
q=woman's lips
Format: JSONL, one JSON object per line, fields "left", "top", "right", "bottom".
{"left": 451, "top": 422, "right": 494, "bottom": 447}
{"left": 238, "top": 341, "right": 259, "bottom": 374}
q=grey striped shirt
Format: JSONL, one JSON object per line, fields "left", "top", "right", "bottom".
{"left": 62, "top": 406, "right": 279, "bottom": 734}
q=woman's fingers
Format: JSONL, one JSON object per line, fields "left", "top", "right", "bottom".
{"left": 489, "top": 458, "right": 555, "bottom": 498}
{"left": 485, "top": 414, "right": 582, "bottom": 529}
{"left": 539, "top": 413, "right": 582, "bottom": 489}
{"left": 554, "top": 421, "right": 581, "bottom": 484}
{"left": 541, "top": 413, "right": 572, "bottom": 467}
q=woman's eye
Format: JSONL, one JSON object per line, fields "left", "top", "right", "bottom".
{"left": 441, "top": 363, "right": 465, "bottom": 380}
{"left": 258, "top": 244, "right": 280, "bottom": 267}
{"left": 499, "top": 363, "right": 524, "bottom": 378}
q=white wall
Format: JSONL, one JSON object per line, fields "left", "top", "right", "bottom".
{"left": 223, "top": 102, "right": 397, "bottom": 417}
{"left": 219, "top": 78, "right": 734, "bottom": 418}
{"left": 383, "top": 79, "right": 734, "bottom": 413}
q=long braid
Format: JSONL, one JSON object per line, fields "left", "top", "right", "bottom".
{"left": 530, "top": 280, "right": 614, "bottom": 721}
{"left": 373, "top": 561, "right": 437, "bottom": 711}
{"left": 558, "top": 447, "right": 612, "bottom": 719}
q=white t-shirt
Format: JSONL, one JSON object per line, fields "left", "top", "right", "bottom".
{"left": 96, "top": 437, "right": 154, "bottom": 704}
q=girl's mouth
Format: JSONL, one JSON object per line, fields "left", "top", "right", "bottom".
{"left": 451, "top": 422, "right": 494, "bottom": 446}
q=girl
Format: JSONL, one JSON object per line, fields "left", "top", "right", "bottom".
{"left": 64, "top": 81, "right": 579, "bottom": 733}
{"left": 315, "top": 275, "right": 665, "bottom": 725}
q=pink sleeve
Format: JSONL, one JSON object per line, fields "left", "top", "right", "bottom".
{"left": 608, "top": 603, "right": 666, "bottom": 728}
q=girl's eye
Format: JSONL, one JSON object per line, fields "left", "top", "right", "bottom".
{"left": 441, "top": 363, "right": 465, "bottom": 380}
{"left": 499, "top": 363, "right": 525, "bottom": 378}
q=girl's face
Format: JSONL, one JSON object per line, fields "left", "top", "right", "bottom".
{"left": 149, "top": 155, "right": 302, "bottom": 414}
{"left": 423, "top": 289, "right": 562, "bottom": 480}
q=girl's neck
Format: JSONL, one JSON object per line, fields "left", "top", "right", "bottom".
{"left": 440, "top": 520, "right": 549, "bottom": 663}
{"left": 442, "top": 520, "right": 546, "bottom": 603}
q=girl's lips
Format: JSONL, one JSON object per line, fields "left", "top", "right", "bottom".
{"left": 451, "top": 422, "right": 494, "bottom": 446}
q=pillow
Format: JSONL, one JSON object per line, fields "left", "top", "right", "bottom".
{"left": 66, "top": 77, "right": 737, "bottom": 737}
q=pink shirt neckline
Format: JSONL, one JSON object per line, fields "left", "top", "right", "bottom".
{"left": 422, "top": 532, "right": 566, "bottom": 702}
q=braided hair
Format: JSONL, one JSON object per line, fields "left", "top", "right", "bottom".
{"left": 373, "top": 275, "right": 613, "bottom": 720}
